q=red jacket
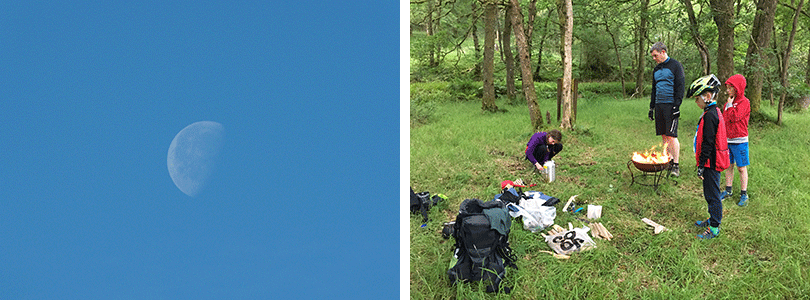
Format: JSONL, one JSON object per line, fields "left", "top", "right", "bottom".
{"left": 723, "top": 74, "right": 750, "bottom": 140}
{"left": 695, "top": 103, "right": 730, "bottom": 172}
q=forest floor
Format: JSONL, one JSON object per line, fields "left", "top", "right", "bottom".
{"left": 409, "top": 92, "right": 810, "bottom": 299}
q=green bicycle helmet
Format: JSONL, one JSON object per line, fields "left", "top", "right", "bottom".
{"left": 686, "top": 74, "right": 721, "bottom": 99}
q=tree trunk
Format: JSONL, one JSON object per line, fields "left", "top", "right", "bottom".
{"left": 558, "top": 0, "right": 574, "bottom": 129}
{"left": 482, "top": 1, "right": 499, "bottom": 112}
{"left": 508, "top": 0, "right": 543, "bottom": 130}
{"left": 711, "top": 0, "right": 735, "bottom": 100}
{"left": 525, "top": 0, "right": 537, "bottom": 61}
{"left": 533, "top": 8, "right": 553, "bottom": 80}
{"left": 481, "top": 2, "right": 498, "bottom": 112}
{"left": 605, "top": 22, "right": 626, "bottom": 94}
{"left": 744, "top": 0, "right": 777, "bottom": 113}
{"left": 504, "top": 6, "right": 516, "bottom": 99}
{"left": 434, "top": 0, "right": 443, "bottom": 67}
{"left": 778, "top": 0, "right": 803, "bottom": 125}
{"left": 683, "top": 0, "right": 711, "bottom": 75}
{"left": 426, "top": 2, "right": 435, "bottom": 67}
{"left": 471, "top": 1, "right": 482, "bottom": 80}
{"left": 632, "top": 0, "right": 649, "bottom": 98}
{"left": 497, "top": 14, "right": 504, "bottom": 64}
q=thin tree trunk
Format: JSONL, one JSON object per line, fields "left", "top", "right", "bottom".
{"left": 683, "top": 0, "right": 711, "bottom": 75}
{"left": 509, "top": 0, "right": 543, "bottom": 130}
{"left": 711, "top": 0, "right": 735, "bottom": 100}
{"left": 778, "top": 0, "right": 803, "bottom": 125}
{"left": 744, "top": 0, "right": 777, "bottom": 113}
{"left": 434, "top": 0, "right": 443, "bottom": 67}
{"left": 558, "top": 0, "right": 574, "bottom": 129}
{"left": 605, "top": 22, "right": 626, "bottom": 94}
{"left": 504, "top": 6, "right": 516, "bottom": 99}
{"left": 534, "top": 8, "right": 552, "bottom": 80}
{"left": 497, "top": 13, "right": 504, "bottom": 64}
{"left": 482, "top": 1, "right": 498, "bottom": 112}
{"left": 426, "top": 2, "right": 435, "bottom": 67}
{"left": 632, "top": 0, "right": 649, "bottom": 98}
{"left": 525, "top": 0, "right": 537, "bottom": 61}
{"left": 471, "top": 1, "right": 481, "bottom": 80}
{"left": 534, "top": 35, "right": 545, "bottom": 80}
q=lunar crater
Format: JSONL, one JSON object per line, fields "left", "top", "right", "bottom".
{"left": 167, "top": 121, "right": 225, "bottom": 197}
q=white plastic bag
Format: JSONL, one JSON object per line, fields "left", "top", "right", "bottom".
{"left": 519, "top": 193, "right": 556, "bottom": 229}
{"left": 544, "top": 226, "right": 596, "bottom": 255}
{"left": 506, "top": 203, "right": 543, "bottom": 231}
{"left": 506, "top": 199, "right": 556, "bottom": 232}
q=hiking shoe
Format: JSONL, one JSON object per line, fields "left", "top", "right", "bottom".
{"left": 694, "top": 219, "right": 710, "bottom": 227}
{"left": 670, "top": 165, "right": 680, "bottom": 177}
{"left": 697, "top": 227, "right": 720, "bottom": 240}
{"left": 738, "top": 194, "right": 748, "bottom": 207}
{"left": 719, "top": 190, "right": 732, "bottom": 200}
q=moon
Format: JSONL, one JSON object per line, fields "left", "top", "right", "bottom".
{"left": 167, "top": 121, "right": 225, "bottom": 197}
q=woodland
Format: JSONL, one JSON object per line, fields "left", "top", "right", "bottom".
{"left": 409, "top": 0, "right": 810, "bottom": 298}
{"left": 410, "top": 0, "right": 810, "bottom": 128}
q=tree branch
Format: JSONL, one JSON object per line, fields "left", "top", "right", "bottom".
{"left": 780, "top": 0, "right": 810, "bottom": 18}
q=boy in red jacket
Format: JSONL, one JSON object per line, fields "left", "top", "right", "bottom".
{"left": 686, "top": 74, "right": 730, "bottom": 239}
{"left": 721, "top": 74, "right": 751, "bottom": 206}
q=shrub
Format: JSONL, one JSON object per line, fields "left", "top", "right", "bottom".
{"left": 785, "top": 82, "right": 810, "bottom": 112}
{"left": 411, "top": 82, "right": 450, "bottom": 126}
{"left": 448, "top": 79, "right": 480, "bottom": 102}
{"left": 410, "top": 98, "right": 436, "bottom": 126}
{"left": 411, "top": 82, "right": 451, "bottom": 105}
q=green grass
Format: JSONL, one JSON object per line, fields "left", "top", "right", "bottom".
{"left": 409, "top": 91, "right": 810, "bottom": 299}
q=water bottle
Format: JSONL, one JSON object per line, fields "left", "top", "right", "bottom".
{"left": 543, "top": 160, "right": 556, "bottom": 182}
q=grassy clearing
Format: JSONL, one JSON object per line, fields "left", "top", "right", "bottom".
{"left": 409, "top": 91, "right": 810, "bottom": 299}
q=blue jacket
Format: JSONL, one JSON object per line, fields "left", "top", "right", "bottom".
{"left": 650, "top": 57, "right": 685, "bottom": 109}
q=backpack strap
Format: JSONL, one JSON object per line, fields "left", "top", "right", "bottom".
{"left": 498, "top": 237, "right": 518, "bottom": 269}
{"left": 415, "top": 191, "right": 431, "bottom": 224}
{"left": 419, "top": 199, "right": 429, "bottom": 224}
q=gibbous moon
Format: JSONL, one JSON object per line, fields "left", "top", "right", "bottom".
{"left": 167, "top": 121, "right": 225, "bottom": 197}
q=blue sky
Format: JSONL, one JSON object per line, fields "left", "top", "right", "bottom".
{"left": 1, "top": 1, "right": 399, "bottom": 299}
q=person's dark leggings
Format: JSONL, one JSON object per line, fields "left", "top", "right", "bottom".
{"left": 532, "top": 143, "right": 563, "bottom": 164}
{"left": 702, "top": 168, "right": 722, "bottom": 227}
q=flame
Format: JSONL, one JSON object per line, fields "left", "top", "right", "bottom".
{"left": 632, "top": 143, "right": 671, "bottom": 164}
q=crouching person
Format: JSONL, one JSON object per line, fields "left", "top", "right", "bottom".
{"left": 686, "top": 74, "right": 730, "bottom": 239}
{"left": 525, "top": 129, "right": 563, "bottom": 175}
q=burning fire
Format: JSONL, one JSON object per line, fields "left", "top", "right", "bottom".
{"left": 632, "top": 143, "right": 672, "bottom": 164}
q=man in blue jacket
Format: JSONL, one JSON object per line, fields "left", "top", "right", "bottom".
{"left": 649, "top": 42, "right": 685, "bottom": 177}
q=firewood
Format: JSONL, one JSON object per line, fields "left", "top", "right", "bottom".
{"left": 600, "top": 223, "right": 613, "bottom": 239}
{"left": 595, "top": 223, "right": 611, "bottom": 241}
{"left": 641, "top": 218, "right": 667, "bottom": 234}
{"left": 589, "top": 224, "right": 602, "bottom": 239}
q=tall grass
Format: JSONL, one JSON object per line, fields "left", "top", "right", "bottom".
{"left": 410, "top": 91, "right": 810, "bottom": 299}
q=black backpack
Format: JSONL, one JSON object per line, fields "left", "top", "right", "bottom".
{"left": 447, "top": 199, "right": 517, "bottom": 293}
{"left": 410, "top": 188, "right": 442, "bottom": 223}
